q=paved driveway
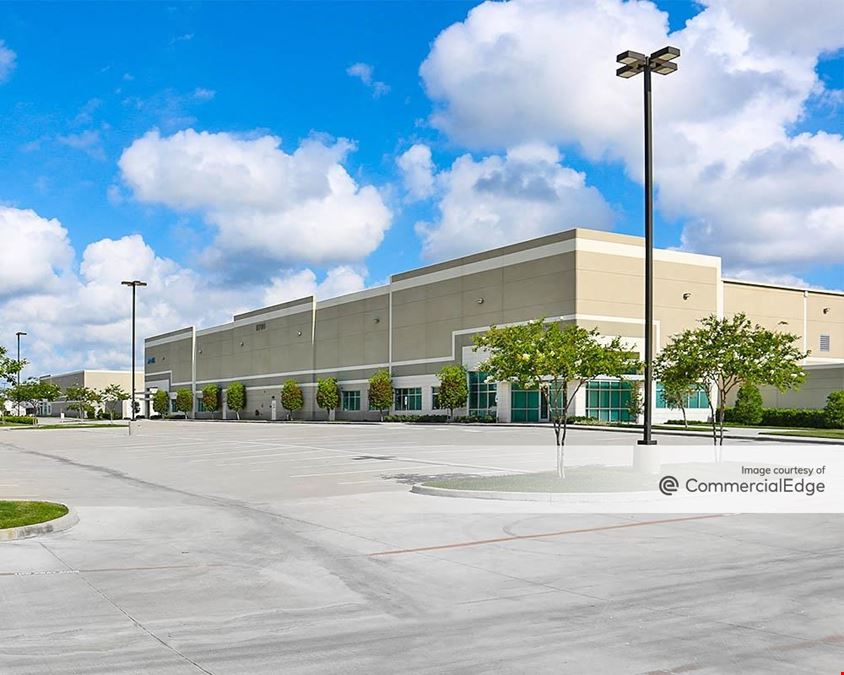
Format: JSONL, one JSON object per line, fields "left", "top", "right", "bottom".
{"left": 1, "top": 422, "right": 842, "bottom": 673}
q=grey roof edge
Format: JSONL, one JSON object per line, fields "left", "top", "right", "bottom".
{"left": 145, "top": 326, "right": 194, "bottom": 343}
{"left": 233, "top": 296, "right": 315, "bottom": 321}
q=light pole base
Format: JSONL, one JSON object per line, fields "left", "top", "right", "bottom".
{"left": 633, "top": 442, "right": 661, "bottom": 475}
{"left": 637, "top": 440, "right": 658, "bottom": 445}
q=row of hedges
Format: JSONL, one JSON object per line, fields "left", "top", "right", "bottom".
{"left": 383, "top": 414, "right": 497, "bottom": 423}
{"left": 0, "top": 415, "right": 37, "bottom": 425}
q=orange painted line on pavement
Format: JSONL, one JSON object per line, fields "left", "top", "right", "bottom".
{"left": 370, "top": 513, "right": 729, "bottom": 557}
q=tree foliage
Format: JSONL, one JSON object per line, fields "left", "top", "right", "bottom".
{"left": 825, "top": 391, "right": 844, "bottom": 429}
{"left": 226, "top": 381, "right": 246, "bottom": 420}
{"left": 65, "top": 385, "right": 101, "bottom": 419}
{"left": 0, "top": 345, "right": 24, "bottom": 387}
{"left": 175, "top": 388, "right": 193, "bottom": 417}
{"left": 10, "top": 379, "right": 60, "bottom": 416}
{"left": 368, "top": 370, "right": 393, "bottom": 420}
{"left": 626, "top": 381, "right": 643, "bottom": 422}
{"left": 474, "top": 320, "right": 640, "bottom": 477}
{"left": 733, "top": 382, "right": 764, "bottom": 425}
{"left": 437, "top": 365, "right": 468, "bottom": 418}
{"left": 101, "top": 384, "right": 129, "bottom": 422}
{"left": 316, "top": 377, "right": 340, "bottom": 419}
{"left": 655, "top": 313, "right": 806, "bottom": 453}
{"left": 152, "top": 389, "right": 170, "bottom": 416}
{"left": 281, "top": 380, "right": 304, "bottom": 419}
{"left": 202, "top": 384, "right": 221, "bottom": 416}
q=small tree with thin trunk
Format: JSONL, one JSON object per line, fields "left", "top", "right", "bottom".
{"left": 65, "top": 385, "right": 101, "bottom": 419}
{"left": 226, "top": 382, "right": 246, "bottom": 420}
{"left": 655, "top": 313, "right": 806, "bottom": 457}
{"left": 474, "top": 320, "right": 640, "bottom": 478}
{"left": 13, "top": 380, "right": 61, "bottom": 418}
{"left": 437, "top": 365, "right": 468, "bottom": 420}
{"left": 281, "top": 379, "right": 304, "bottom": 420}
{"left": 101, "top": 384, "right": 129, "bottom": 422}
{"left": 175, "top": 388, "right": 193, "bottom": 418}
{"left": 152, "top": 389, "right": 170, "bottom": 417}
{"left": 626, "top": 381, "right": 643, "bottom": 424}
{"left": 368, "top": 370, "right": 393, "bottom": 421}
{"left": 202, "top": 384, "right": 221, "bottom": 419}
{"left": 733, "top": 382, "right": 763, "bottom": 425}
{"left": 316, "top": 377, "right": 340, "bottom": 421}
{"left": 659, "top": 375, "right": 698, "bottom": 430}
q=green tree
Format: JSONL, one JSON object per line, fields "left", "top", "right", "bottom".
{"left": 65, "top": 385, "right": 101, "bottom": 419}
{"left": 152, "top": 389, "right": 170, "bottom": 416}
{"left": 175, "top": 388, "right": 194, "bottom": 417}
{"left": 0, "top": 345, "right": 24, "bottom": 387}
{"left": 316, "top": 377, "right": 340, "bottom": 420}
{"left": 626, "top": 381, "right": 643, "bottom": 423}
{"left": 101, "top": 384, "right": 129, "bottom": 422}
{"left": 226, "top": 382, "right": 246, "bottom": 420}
{"left": 202, "top": 384, "right": 221, "bottom": 418}
{"left": 368, "top": 370, "right": 393, "bottom": 421}
{"left": 437, "top": 365, "right": 468, "bottom": 419}
{"left": 733, "top": 382, "right": 764, "bottom": 425}
{"left": 281, "top": 380, "right": 304, "bottom": 420}
{"left": 655, "top": 313, "right": 807, "bottom": 454}
{"left": 824, "top": 391, "right": 844, "bottom": 429}
{"left": 659, "top": 376, "right": 699, "bottom": 430}
{"left": 11, "top": 380, "right": 60, "bottom": 418}
{"left": 474, "top": 320, "right": 640, "bottom": 478}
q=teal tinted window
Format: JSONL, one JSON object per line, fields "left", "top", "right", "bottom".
{"left": 585, "top": 380, "right": 633, "bottom": 422}
{"left": 394, "top": 387, "right": 422, "bottom": 411}
{"left": 511, "top": 387, "right": 540, "bottom": 422}
{"left": 342, "top": 390, "right": 361, "bottom": 411}
{"left": 431, "top": 387, "right": 441, "bottom": 410}
{"left": 468, "top": 371, "right": 496, "bottom": 416}
{"left": 656, "top": 382, "right": 710, "bottom": 409}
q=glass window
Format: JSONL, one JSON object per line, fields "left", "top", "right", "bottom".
{"left": 469, "top": 371, "right": 497, "bottom": 416}
{"left": 585, "top": 379, "right": 634, "bottom": 422}
{"left": 394, "top": 387, "right": 422, "bottom": 411}
{"left": 511, "top": 387, "right": 539, "bottom": 422}
{"left": 656, "top": 382, "right": 710, "bottom": 409}
{"left": 342, "top": 390, "right": 361, "bottom": 411}
{"left": 431, "top": 386, "right": 441, "bottom": 410}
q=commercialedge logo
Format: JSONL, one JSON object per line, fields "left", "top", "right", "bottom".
{"left": 659, "top": 475, "right": 826, "bottom": 497}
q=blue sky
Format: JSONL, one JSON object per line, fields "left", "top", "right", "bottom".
{"left": 0, "top": 0, "right": 842, "bottom": 374}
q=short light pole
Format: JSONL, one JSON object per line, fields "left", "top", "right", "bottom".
{"left": 616, "top": 46, "right": 680, "bottom": 446}
{"left": 15, "top": 331, "right": 26, "bottom": 414}
{"left": 121, "top": 280, "right": 147, "bottom": 431}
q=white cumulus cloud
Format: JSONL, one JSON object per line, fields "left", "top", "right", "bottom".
{"left": 0, "top": 40, "right": 15, "bottom": 82}
{"left": 263, "top": 265, "right": 366, "bottom": 306}
{"left": 346, "top": 62, "right": 390, "bottom": 98}
{"left": 397, "top": 144, "right": 436, "bottom": 200}
{"left": 118, "top": 129, "right": 392, "bottom": 269}
{"left": 419, "top": 0, "right": 844, "bottom": 278}
{"left": 416, "top": 143, "right": 615, "bottom": 260}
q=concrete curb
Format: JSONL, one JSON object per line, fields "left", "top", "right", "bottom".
{"left": 411, "top": 483, "right": 658, "bottom": 504}
{"left": 0, "top": 505, "right": 78, "bottom": 542}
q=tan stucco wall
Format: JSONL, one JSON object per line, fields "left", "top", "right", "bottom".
{"left": 760, "top": 365, "right": 844, "bottom": 409}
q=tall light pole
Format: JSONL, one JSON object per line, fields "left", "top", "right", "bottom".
{"left": 15, "top": 331, "right": 26, "bottom": 414}
{"left": 121, "top": 280, "right": 147, "bottom": 427}
{"left": 616, "top": 46, "right": 680, "bottom": 446}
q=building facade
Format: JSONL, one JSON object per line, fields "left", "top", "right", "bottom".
{"left": 144, "top": 229, "right": 844, "bottom": 423}
{"left": 38, "top": 370, "right": 143, "bottom": 418}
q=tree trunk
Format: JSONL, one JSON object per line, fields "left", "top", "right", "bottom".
{"left": 708, "top": 402, "right": 718, "bottom": 454}
{"left": 681, "top": 406, "right": 688, "bottom": 430}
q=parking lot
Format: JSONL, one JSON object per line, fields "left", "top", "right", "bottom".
{"left": 1, "top": 421, "right": 842, "bottom": 673}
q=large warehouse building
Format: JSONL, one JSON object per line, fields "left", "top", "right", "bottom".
{"left": 144, "top": 228, "right": 843, "bottom": 423}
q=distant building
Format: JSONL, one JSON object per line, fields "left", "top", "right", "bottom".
{"left": 38, "top": 370, "right": 144, "bottom": 419}
{"left": 144, "top": 228, "right": 843, "bottom": 423}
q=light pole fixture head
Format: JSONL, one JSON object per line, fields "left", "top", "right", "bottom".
{"left": 616, "top": 46, "right": 680, "bottom": 78}
{"left": 16, "top": 331, "right": 27, "bottom": 337}
{"left": 121, "top": 279, "right": 148, "bottom": 287}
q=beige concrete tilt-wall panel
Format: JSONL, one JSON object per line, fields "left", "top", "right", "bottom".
{"left": 575, "top": 251, "right": 718, "bottom": 347}
{"left": 145, "top": 336, "right": 193, "bottom": 385}
{"left": 391, "top": 253, "right": 576, "bottom": 363}
{"left": 314, "top": 294, "right": 388, "bottom": 370}
{"left": 807, "top": 293, "right": 844, "bottom": 359}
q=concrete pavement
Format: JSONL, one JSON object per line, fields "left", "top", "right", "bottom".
{"left": 1, "top": 421, "right": 842, "bottom": 673}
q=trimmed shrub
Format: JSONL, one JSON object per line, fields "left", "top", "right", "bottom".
{"left": 759, "top": 408, "right": 828, "bottom": 429}
{"left": 281, "top": 380, "right": 304, "bottom": 420}
{"left": 732, "top": 383, "right": 764, "bottom": 425}
{"left": 824, "top": 391, "right": 844, "bottom": 429}
{"left": 0, "top": 415, "right": 36, "bottom": 425}
{"left": 382, "top": 414, "right": 497, "bottom": 424}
